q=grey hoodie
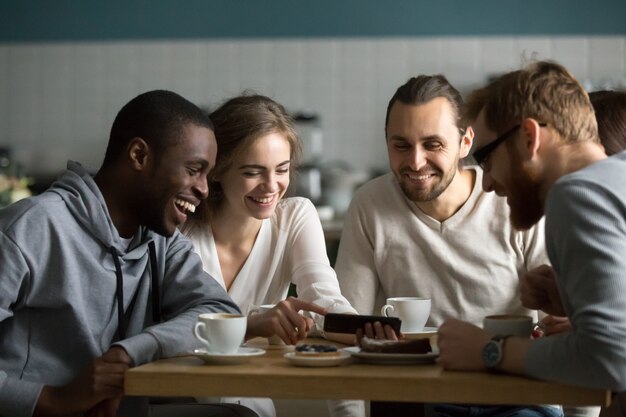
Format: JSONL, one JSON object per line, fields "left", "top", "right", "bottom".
{"left": 0, "top": 161, "right": 240, "bottom": 417}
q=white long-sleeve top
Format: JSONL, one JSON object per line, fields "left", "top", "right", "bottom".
{"left": 335, "top": 167, "right": 549, "bottom": 327}
{"left": 192, "top": 197, "right": 360, "bottom": 417}
{"left": 191, "top": 197, "right": 356, "bottom": 317}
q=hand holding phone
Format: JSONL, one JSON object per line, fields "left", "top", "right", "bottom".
{"left": 323, "top": 313, "right": 402, "bottom": 335}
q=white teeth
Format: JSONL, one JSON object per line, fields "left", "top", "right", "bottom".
{"left": 250, "top": 196, "right": 273, "bottom": 204}
{"left": 174, "top": 198, "right": 196, "bottom": 214}
{"left": 407, "top": 173, "right": 432, "bottom": 181}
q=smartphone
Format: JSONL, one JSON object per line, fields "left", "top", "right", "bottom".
{"left": 323, "top": 313, "right": 402, "bottom": 334}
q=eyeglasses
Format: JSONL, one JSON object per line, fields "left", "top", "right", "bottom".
{"left": 473, "top": 123, "right": 547, "bottom": 169}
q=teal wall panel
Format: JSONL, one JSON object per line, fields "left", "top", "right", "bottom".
{"left": 1, "top": 0, "right": 625, "bottom": 42}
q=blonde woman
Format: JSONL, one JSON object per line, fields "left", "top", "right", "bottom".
{"left": 184, "top": 94, "right": 360, "bottom": 417}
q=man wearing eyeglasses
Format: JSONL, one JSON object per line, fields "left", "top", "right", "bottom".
{"left": 437, "top": 61, "right": 626, "bottom": 410}
{"left": 335, "top": 75, "right": 558, "bottom": 417}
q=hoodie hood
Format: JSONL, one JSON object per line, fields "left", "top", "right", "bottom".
{"left": 48, "top": 161, "right": 144, "bottom": 255}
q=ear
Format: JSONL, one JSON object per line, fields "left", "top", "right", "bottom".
{"left": 127, "top": 137, "right": 151, "bottom": 171}
{"left": 519, "top": 118, "right": 542, "bottom": 161}
{"left": 459, "top": 126, "right": 474, "bottom": 159}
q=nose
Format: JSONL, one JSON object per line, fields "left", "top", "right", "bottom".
{"left": 194, "top": 175, "right": 209, "bottom": 199}
{"left": 263, "top": 172, "right": 279, "bottom": 192}
{"left": 407, "top": 146, "right": 427, "bottom": 171}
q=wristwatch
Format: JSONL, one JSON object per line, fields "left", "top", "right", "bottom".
{"left": 482, "top": 335, "right": 510, "bottom": 370}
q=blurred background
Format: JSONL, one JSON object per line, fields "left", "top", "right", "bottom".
{"left": 1, "top": 0, "right": 625, "bottom": 210}
{"left": 1, "top": 2, "right": 625, "bottom": 415}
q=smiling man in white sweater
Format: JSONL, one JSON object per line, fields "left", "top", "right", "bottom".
{"left": 335, "top": 75, "right": 559, "bottom": 417}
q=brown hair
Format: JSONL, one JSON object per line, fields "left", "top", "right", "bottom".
{"left": 464, "top": 61, "right": 599, "bottom": 145}
{"left": 183, "top": 94, "right": 301, "bottom": 235}
{"left": 385, "top": 74, "right": 466, "bottom": 137}
{"left": 589, "top": 90, "right": 626, "bottom": 156}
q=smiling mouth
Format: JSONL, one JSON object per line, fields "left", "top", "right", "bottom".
{"left": 248, "top": 195, "right": 275, "bottom": 204}
{"left": 174, "top": 198, "right": 196, "bottom": 214}
{"left": 405, "top": 172, "right": 436, "bottom": 181}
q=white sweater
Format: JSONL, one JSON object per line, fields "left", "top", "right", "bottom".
{"left": 192, "top": 197, "right": 356, "bottom": 318}
{"left": 335, "top": 167, "right": 548, "bottom": 327}
{"left": 191, "top": 197, "right": 359, "bottom": 417}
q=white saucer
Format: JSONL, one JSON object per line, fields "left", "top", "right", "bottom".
{"left": 403, "top": 327, "right": 438, "bottom": 339}
{"left": 243, "top": 339, "right": 295, "bottom": 351}
{"left": 344, "top": 346, "right": 438, "bottom": 365}
{"left": 284, "top": 350, "right": 352, "bottom": 367}
{"left": 192, "top": 347, "right": 266, "bottom": 365}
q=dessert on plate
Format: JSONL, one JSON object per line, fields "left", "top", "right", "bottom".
{"left": 295, "top": 344, "right": 340, "bottom": 357}
{"left": 359, "top": 336, "right": 432, "bottom": 354}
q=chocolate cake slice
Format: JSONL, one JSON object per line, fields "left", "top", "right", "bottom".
{"left": 359, "top": 337, "right": 432, "bottom": 354}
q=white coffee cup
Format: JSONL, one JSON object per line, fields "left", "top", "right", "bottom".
{"left": 193, "top": 313, "right": 247, "bottom": 353}
{"left": 381, "top": 297, "right": 431, "bottom": 333}
{"left": 249, "top": 304, "right": 285, "bottom": 345}
{"left": 483, "top": 314, "right": 533, "bottom": 338}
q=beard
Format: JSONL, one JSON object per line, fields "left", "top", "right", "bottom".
{"left": 507, "top": 151, "right": 544, "bottom": 230}
{"left": 396, "top": 161, "right": 458, "bottom": 203}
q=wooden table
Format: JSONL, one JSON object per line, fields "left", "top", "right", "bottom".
{"left": 125, "top": 340, "right": 611, "bottom": 408}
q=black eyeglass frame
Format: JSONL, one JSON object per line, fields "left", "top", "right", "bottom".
{"left": 473, "top": 122, "right": 547, "bottom": 168}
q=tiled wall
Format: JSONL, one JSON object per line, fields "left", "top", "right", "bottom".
{"left": 1, "top": 36, "right": 625, "bottom": 176}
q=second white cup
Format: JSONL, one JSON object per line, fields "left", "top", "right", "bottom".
{"left": 381, "top": 297, "right": 431, "bottom": 333}
{"left": 483, "top": 314, "right": 533, "bottom": 338}
{"left": 194, "top": 313, "right": 247, "bottom": 354}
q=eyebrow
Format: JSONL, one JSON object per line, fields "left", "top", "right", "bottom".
{"left": 388, "top": 134, "right": 445, "bottom": 142}
{"left": 189, "top": 159, "right": 210, "bottom": 168}
{"left": 238, "top": 160, "right": 291, "bottom": 170}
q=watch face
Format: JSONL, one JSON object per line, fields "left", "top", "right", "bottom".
{"left": 482, "top": 341, "right": 502, "bottom": 368}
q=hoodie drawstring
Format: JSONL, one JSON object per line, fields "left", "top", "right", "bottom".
{"left": 148, "top": 241, "right": 162, "bottom": 323}
{"left": 110, "top": 247, "right": 126, "bottom": 340}
{"left": 110, "top": 242, "right": 162, "bottom": 341}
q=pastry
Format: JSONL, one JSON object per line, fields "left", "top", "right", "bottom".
{"left": 295, "top": 344, "right": 341, "bottom": 357}
{"left": 359, "top": 336, "right": 432, "bottom": 354}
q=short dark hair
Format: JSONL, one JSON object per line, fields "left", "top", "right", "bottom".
{"left": 385, "top": 75, "right": 465, "bottom": 137}
{"left": 103, "top": 90, "right": 213, "bottom": 166}
{"left": 589, "top": 90, "right": 626, "bottom": 156}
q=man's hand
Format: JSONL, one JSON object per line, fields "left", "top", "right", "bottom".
{"left": 437, "top": 318, "right": 490, "bottom": 371}
{"left": 34, "top": 346, "right": 132, "bottom": 417}
{"left": 356, "top": 321, "right": 401, "bottom": 344}
{"left": 520, "top": 265, "right": 566, "bottom": 316}
{"left": 246, "top": 297, "right": 328, "bottom": 345}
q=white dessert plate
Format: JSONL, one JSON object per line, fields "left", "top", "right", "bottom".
{"left": 403, "top": 326, "right": 438, "bottom": 338}
{"left": 344, "top": 346, "right": 438, "bottom": 365}
{"left": 284, "top": 350, "right": 351, "bottom": 367}
{"left": 192, "top": 347, "right": 266, "bottom": 365}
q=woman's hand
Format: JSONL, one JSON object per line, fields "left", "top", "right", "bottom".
{"left": 246, "top": 297, "right": 328, "bottom": 345}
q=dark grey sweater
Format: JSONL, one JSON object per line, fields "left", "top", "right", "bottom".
{"left": 528, "top": 151, "right": 626, "bottom": 393}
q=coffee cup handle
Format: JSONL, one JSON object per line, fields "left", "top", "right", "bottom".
{"left": 381, "top": 304, "right": 395, "bottom": 317}
{"left": 193, "top": 322, "right": 211, "bottom": 347}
